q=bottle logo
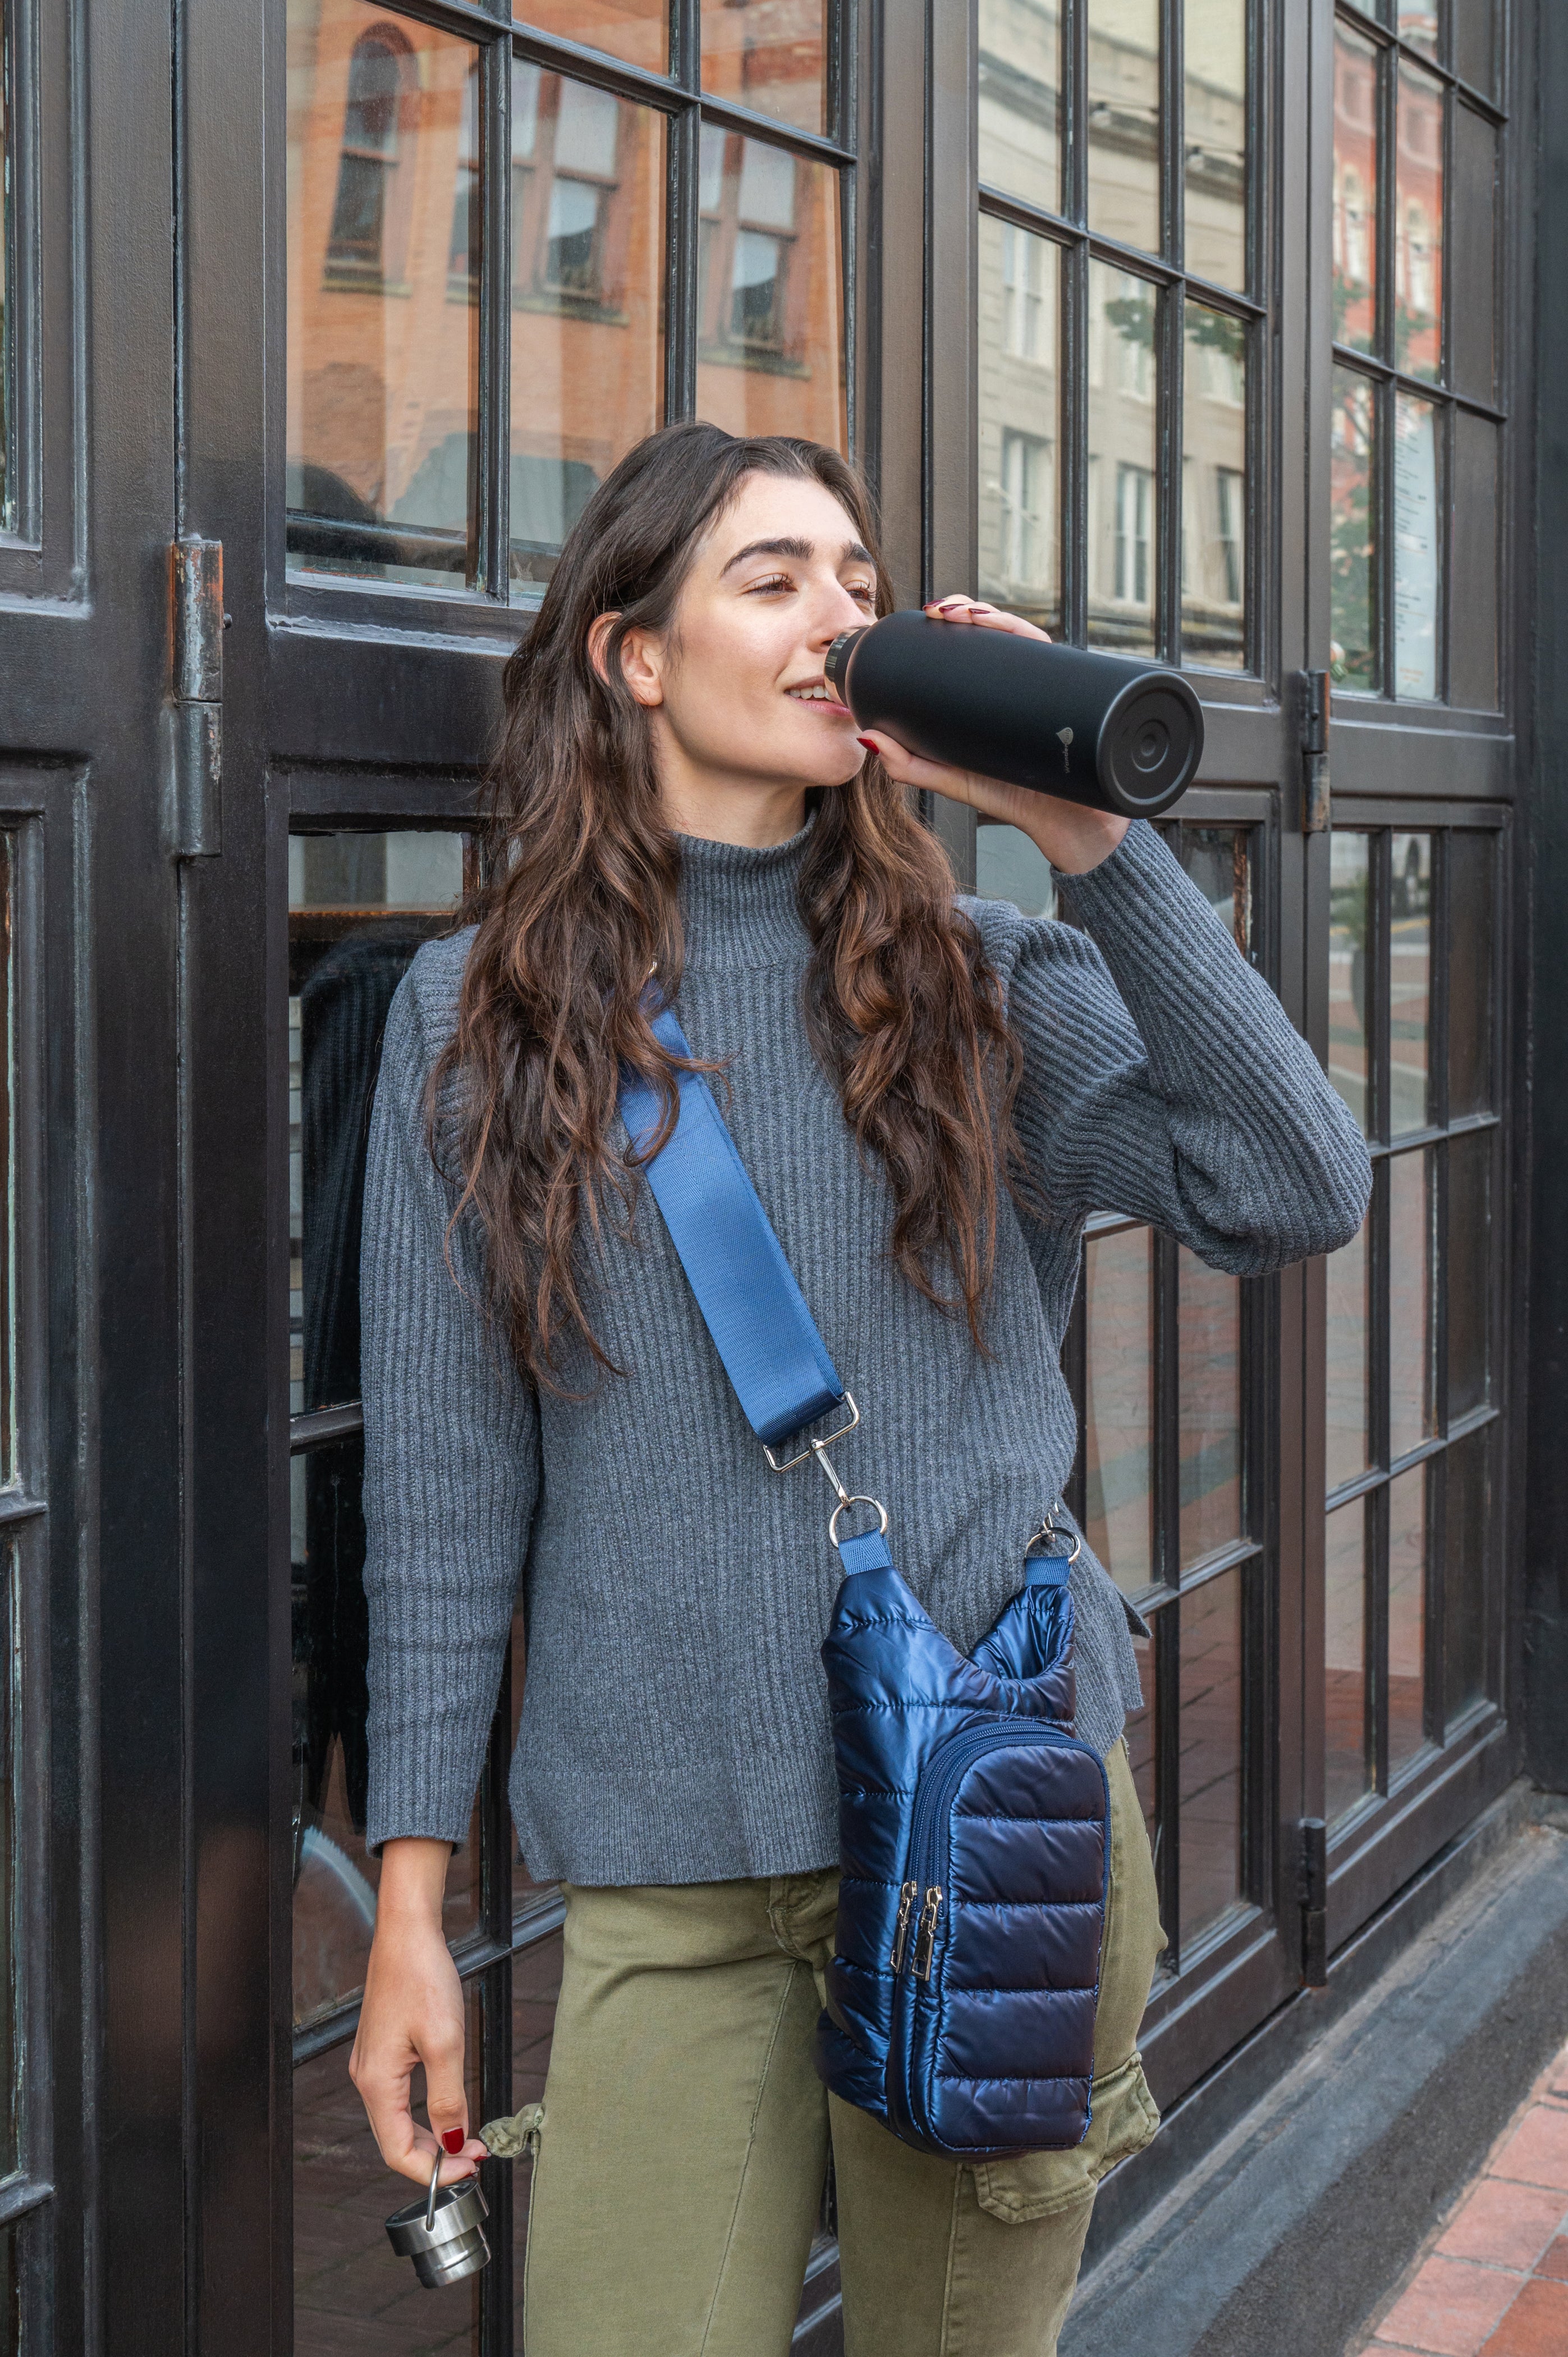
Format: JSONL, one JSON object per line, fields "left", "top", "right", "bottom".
{"left": 1057, "top": 726, "right": 1074, "bottom": 774}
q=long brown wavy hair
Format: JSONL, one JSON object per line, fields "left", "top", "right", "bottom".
{"left": 435, "top": 421, "right": 1025, "bottom": 1393}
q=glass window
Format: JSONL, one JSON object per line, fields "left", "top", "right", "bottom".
{"left": 696, "top": 134, "right": 846, "bottom": 447}
{"left": 1386, "top": 1462, "right": 1428, "bottom": 1776}
{"left": 1089, "top": 263, "right": 1159, "bottom": 654}
{"left": 287, "top": 4, "right": 483, "bottom": 587}
{"left": 289, "top": 830, "right": 467, "bottom": 1416}
{"left": 1084, "top": 1225, "right": 1154, "bottom": 1595}
{"left": 1447, "top": 1130, "right": 1492, "bottom": 1421}
{"left": 1396, "top": 57, "right": 1443, "bottom": 386}
{"left": 1450, "top": 411, "right": 1501, "bottom": 713}
{"left": 1452, "top": 0, "right": 1497, "bottom": 96}
{"left": 1393, "top": 395, "right": 1442, "bottom": 700}
{"left": 701, "top": 0, "right": 827, "bottom": 136}
{"left": 974, "top": 823, "right": 1057, "bottom": 919}
{"left": 1181, "top": 304, "right": 1247, "bottom": 670}
{"left": 1450, "top": 103, "right": 1497, "bottom": 406}
{"left": 515, "top": 0, "right": 667, "bottom": 72}
{"left": 1178, "top": 1251, "right": 1241, "bottom": 1569}
{"left": 508, "top": 67, "right": 666, "bottom": 590}
{"left": 979, "top": 219, "right": 1062, "bottom": 635}
{"left": 1331, "top": 368, "right": 1379, "bottom": 691}
{"left": 1443, "top": 1427, "right": 1491, "bottom": 1725}
{"left": 1328, "top": 829, "right": 1371, "bottom": 1131}
{"left": 978, "top": 0, "right": 1063, "bottom": 213}
{"left": 1086, "top": 0, "right": 1161, "bottom": 257}
{"left": 1388, "top": 1148, "right": 1433, "bottom": 1460}
{"left": 1324, "top": 1498, "right": 1370, "bottom": 1822}
{"left": 0, "top": 1545, "right": 13, "bottom": 2177}
{"left": 1327, "top": 1218, "right": 1371, "bottom": 1494}
{"left": 1448, "top": 831, "right": 1497, "bottom": 1116}
{"left": 1184, "top": 0, "right": 1248, "bottom": 292}
{"left": 1397, "top": 3, "right": 1438, "bottom": 61}
{"left": 1178, "top": 1569, "right": 1244, "bottom": 1948}
{"left": 1388, "top": 830, "right": 1431, "bottom": 1134}
{"left": 1333, "top": 22, "right": 1379, "bottom": 355}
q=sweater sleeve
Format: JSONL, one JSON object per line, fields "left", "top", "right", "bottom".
{"left": 996, "top": 820, "right": 1372, "bottom": 1272}
{"left": 360, "top": 955, "right": 540, "bottom": 1852}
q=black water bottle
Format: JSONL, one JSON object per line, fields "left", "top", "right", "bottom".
{"left": 824, "top": 612, "right": 1204, "bottom": 819}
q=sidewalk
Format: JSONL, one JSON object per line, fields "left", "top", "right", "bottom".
{"left": 1355, "top": 2034, "right": 1568, "bottom": 2356}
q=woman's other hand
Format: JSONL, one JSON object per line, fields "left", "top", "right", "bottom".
{"left": 857, "top": 595, "right": 1130, "bottom": 878}
{"left": 349, "top": 1836, "right": 489, "bottom": 2188}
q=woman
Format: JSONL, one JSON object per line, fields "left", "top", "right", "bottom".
{"left": 350, "top": 421, "right": 1370, "bottom": 2355}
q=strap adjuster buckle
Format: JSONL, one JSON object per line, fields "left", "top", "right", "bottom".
{"left": 762, "top": 1391, "right": 861, "bottom": 1474}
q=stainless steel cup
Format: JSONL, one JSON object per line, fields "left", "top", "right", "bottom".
{"left": 385, "top": 2153, "right": 491, "bottom": 2289}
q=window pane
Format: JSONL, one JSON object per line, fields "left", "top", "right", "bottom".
{"left": 294, "top": 1978, "right": 484, "bottom": 2353}
{"left": 1179, "top": 1250, "right": 1241, "bottom": 1569}
{"left": 291, "top": 1439, "right": 483, "bottom": 2032}
{"left": 1181, "top": 305, "right": 1247, "bottom": 670}
{"left": 1450, "top": 411, "right": 1501, "bottom": 713}
{"left": 1451, "top": 104, "right": 1498, "bottom": 406}
{"left": 1327, "top": 1217, "right": 1371, "bottom": 1494}
{"left": 1394, "top": 394, "right": 1442, "bottom": 700}
{"left": 1329, "top": 830, "right": 1371, "bottom": 1132}
{"left": 510, "top": 70, "right": 665, "bottom": 591}
{"left": 696, "top": 137, "right": 845, "bottom": 449}
{"left": 511, "top": 1929, "right": 565, "bottom": 2285}
{"left": 1178, "top": 824, "right": 1252, "bottom": 957}
{"left": 287, "top": 4, "right": 482, "bottom": 587}
{"left": 1443, "top": 1424, "right": 1491, "bottom": 1725}
{"left": 1387, "top": 1462, "right": 1428, "bottom": 1777}
{"left": 978, "top": 218, "right": 1062, "bottom": 635}
{"left": 290, "top": 831, "right": 466, "bottom": 1416}
{"left": 1089, "top": 263, "right": 1159, "bottom": 655}
{"left": 1447, "top": 1129, "right": 1492, "bottom": 1422}
{"left": 975, "top": 823, "right": 1057, "bottom": 919}
{"left": 1397, "top": 4, "right": 1438, "bottom": 61}
{"left": 1396, "top": 61, "right": 1443, "bottom": 382}
{"left": 1453, "top": 0, "right": 1497, "bottom": 95}
{"left": 703, "top": 0, "right": 826, "bottom": 135}
{"left": 1084, "top": 1226, "right": 1154, "bottom": 1595}
{"left": 1333, "top": 24, "right": 1379, "bottom": 356}
{"left": 1087, "top": 0, "right": 1161, "bottom": 256}
{"left": 1325, "top": 1498, "right": 1370, "bottom": 1822}
{"left": 1331, "top": 369, "right": 1379, "bottom": 691}
{"left": 978, "top": 0, "right": 1063, "bottom": 214}
{"left": 1390, "top": 1148, "right": 1434, "bottom": 1460}
{"left": 1179, "top": 1569, "right": 1243, "bottom": 1948}
{"left": 1124, "top": 1627, "right": 1158, "bottom": 1856}
{"left": 515, "top": 0, "right": 666, "bottom": 71}
{"left": 1184, "top": 0, "right": 1248, "bottom": 291}
{"left": 1448, "top": 831, "right": 1497, "bottom": 1115}
{"left": 1390, "top": 831, "right": 1432, "bottom": 1134}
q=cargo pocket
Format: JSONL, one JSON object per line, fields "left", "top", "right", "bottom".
{"left": 971, "top": 2052, "right": 1159, "bottom": 2225}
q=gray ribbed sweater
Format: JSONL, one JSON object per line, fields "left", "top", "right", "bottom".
{"left": 360, "top": 819, "right": 1370, "bottom": 1883}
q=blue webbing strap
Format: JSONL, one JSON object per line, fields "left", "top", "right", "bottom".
{"left": 619, "top": 1006, "right": 847, "bottom": 1450}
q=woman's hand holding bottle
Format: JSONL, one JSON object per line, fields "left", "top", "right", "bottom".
{"left": 350, "top": 1836, "right": 489, "bottom": 2188}
{"left": 856, "top": 597, "right": 1131, "bottom": 877}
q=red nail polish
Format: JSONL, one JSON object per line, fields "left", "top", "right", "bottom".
{"left": 442, "top": 2129, "right": 466, "bottom": 2154}
{"left": 857, "top": 736, "right": 879, "bottom": 752}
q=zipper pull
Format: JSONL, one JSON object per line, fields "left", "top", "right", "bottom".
{"left": 913, "top": 1887, "right": 945, "bottom": 1982}
{"left": 890, "top": 1880, "right": 918, "bottom": 1973}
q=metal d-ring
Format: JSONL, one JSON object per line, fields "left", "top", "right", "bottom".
{"left": 1026, "top": 1505, "right": 1082, "bottom": 1566}
{"left": 829, "top": 1496, "right": 890, "bottom": 1549}
{"left": 425, "top": 2147, "right": 443, "bottom": 2235}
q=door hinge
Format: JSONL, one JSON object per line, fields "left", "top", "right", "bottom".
{"left": 1298, "top": 669, "right": 1331, "bottom": 835}
{"left": 1298, "top": 1815, "right": 1328, "bottom": 1988}
{"left": 166, "top": 536, "right": 226, "bottom": 859}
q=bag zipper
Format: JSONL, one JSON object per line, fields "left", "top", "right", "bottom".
{"left": 884, "top": 1715, "right": 1099, "bottom": 2147}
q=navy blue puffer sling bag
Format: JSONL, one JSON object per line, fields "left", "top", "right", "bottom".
{"left": 621, "top": 1010, "right": 1109, "bottom": 2160}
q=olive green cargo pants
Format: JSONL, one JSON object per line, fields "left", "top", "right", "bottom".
{"left": 522, "top": 1739, "right": 1163, "bottom": 2357}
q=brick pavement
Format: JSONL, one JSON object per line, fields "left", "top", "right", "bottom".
{"left": 1356, "top": 2032, "right": 1568, "bottom": 2357}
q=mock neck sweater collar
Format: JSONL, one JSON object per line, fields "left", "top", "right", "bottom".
{"left": 677, "top": 820, "right": 813, "bottom": 971}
